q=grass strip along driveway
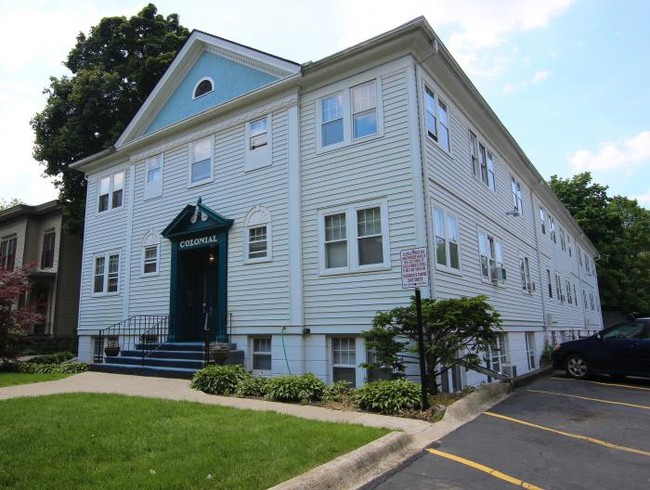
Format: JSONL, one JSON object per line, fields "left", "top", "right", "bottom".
{"left": 0, "top": 372, "right": 72, "bottom": 387}
{"left": 0, "top": 393, "right": 389, "bottom": 490}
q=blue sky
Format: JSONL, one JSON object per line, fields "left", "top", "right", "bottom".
{"left": 1, "top": 0, "right": 648, "bottom": 207}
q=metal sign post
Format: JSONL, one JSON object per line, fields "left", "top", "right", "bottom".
{"left": 400, "top": 248, "right": 430, "bottom": 410}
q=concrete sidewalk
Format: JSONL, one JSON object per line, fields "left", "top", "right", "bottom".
{"left": 0, "top": 372, "right": 512, "bottom": 489}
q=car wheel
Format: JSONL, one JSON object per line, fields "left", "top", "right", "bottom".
{"left": 565, "top": 354, "right": 589, "bottom": 379}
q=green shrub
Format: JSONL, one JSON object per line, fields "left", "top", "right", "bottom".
{"left": 190, "top": 364, "right": 251, "bottom": 395}
{"left": 355, "top": 379, "right": 422, "bottom": 415}
{"left": 28, "top": 352, "right": 75, "bottom": 364}
{"left": 234, "top": 376, "right": 268, "bottom": 398}
{"left": 323, "top": 381, "right": 355, "bottom": 403}
{"left": 1, "top": 361, "right": 87, "bottom": 374}
{"left": 265, "top": 373, "right": 326, "bottom": 403}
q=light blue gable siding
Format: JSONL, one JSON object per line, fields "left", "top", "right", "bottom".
{"left": 146, "top": 51, "right": 280, "bottom": 134}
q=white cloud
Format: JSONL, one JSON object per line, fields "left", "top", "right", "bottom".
{"left": 569, "top": 131, "right": 650, "bottom": 173}
{"left": 503, "top": 69, "right": 552, "bottom": 94}
{"left": 336, "top": 0, "right": 573, "bottom": 76}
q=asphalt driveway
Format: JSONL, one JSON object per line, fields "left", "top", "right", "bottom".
{"left": 368, "top": 374, "right": 650, "bottom": 489}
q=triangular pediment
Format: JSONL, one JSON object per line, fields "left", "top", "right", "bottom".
{"left": 116, "top": 30, "right": 300, "bottom": 146}
{"left": 162, "top": 198, "right": 234, "bottom": 239}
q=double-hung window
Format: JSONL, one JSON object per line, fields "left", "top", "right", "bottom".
{"left": 424, "top": 85, "right": 450, "bottom": 151}
{"left": 469, "top": 131, "right": 479, "bottom": 175}
{"left": 433, "top": 207, "right": 460, "bottom": 271}
{"left": 319, "top": 79, "right": 379, "bottom": 149}
{"left": 488, "top": 333, "right": 508, "bottom": 373}
{"left": 478, "top": 232, "right": 504, "bottom": 284}
{"left": 189, "top": 136, "right": 213, "bottom": 186}
{"left": 0, "top": 235, "right": 17, "bottom": 270}
{"left": 546, "top": 269, "right": 553, "bottom": 298}
{"left": 519, "top": 254, "right": 532, "bottom": 293}
{"left": 525, "top": 332, "right": 537, "bottom": 370}
{"left": 41, "top": 229, "right": 56, "bottom": 269}
{"left": 245, "top": 116, "right": 272, "bottom": 171}
{"left": 560, "top": 228, "right": 566, "bottom": 251}
{"left": 351, "top": 81, "right": 378, "bottom": 138}
{"left": 476, "top": 143, "right": 496, "bottom": 191}
{"left": 566, "top": 280, "right": 573, "bottom": 304}
{"left": 321, "top": 202, "right": 389, "bottom": 273}
{"left": 555, "top": 273, "right": 564, "bottom": 303}
{"left": 144, "top": 154, "right": 163, "bottom": 199}
{"left": 539, "top": 207, "right": 546, "bottom": 234}
{"left": 549, "top": 215, "right": 557, "bottom": 243}
{"left": 511, "top": 177, "right": 523, "bottom": 214}
{"left": 142, "top": 230, "right": 160, "bottom": 275}
{"left": 244, "top": 206, "right": 272, "bottom": 263}
{"left": 98, "top": 171, "right": 124, "bottom": 212}
{"left": 331, "top": 337, "right": 357, "bottom": 386}
{"left": 93, "top": 253, "right": 120, "bottom": 294}
{"left": 252, "top": 337, "right": 272, "bottom": 372}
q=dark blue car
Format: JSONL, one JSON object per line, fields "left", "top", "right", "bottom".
{"left": 551, "top": 318, "right": 650, "bottom": 379}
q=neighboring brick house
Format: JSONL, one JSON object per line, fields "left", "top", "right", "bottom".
{"left": 0, "top": 200, "right": 81, "bottom": 338}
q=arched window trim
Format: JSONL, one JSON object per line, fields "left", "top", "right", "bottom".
{"left": 142, "top": 229, "right": 161, "bottom": 276}
{"left": 243, "top": 205, "right": 272, "bottom": 264}
{"left": 193, "top": 77, "right": 214, "bottom": 99}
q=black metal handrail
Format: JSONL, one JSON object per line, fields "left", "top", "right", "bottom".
{"left": 95, "top": 315, "right": 169, "bottom": 363}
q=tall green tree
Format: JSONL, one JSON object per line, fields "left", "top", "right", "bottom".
{"left": 0, "top": 198, "right": 22, "bottom": 211}
{"left": 31, "top": 4, "right": 189, "bottom": 232}
{"left": 549, "top": 172, "right": 650, "bottom": 314}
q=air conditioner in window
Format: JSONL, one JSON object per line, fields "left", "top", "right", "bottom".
{"left": 490, "top": 266, "right": 507, "bottom": 284}
{"left": 501, "top": 363, "right": 517, "bottom": 379}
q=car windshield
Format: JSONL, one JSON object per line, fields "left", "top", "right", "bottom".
{"left": 601, "top": 321, "right": 650, "bottom": 340}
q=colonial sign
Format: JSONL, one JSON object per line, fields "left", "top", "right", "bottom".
{"left": 178, "top": 234, "right": 219, "bottom": 250}
{"left": 400, "top": 247, "right": 429, "bottom": 289}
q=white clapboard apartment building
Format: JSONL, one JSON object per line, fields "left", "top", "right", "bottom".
{"left": 73, "top": 17, "right": 602, "bottom": 388}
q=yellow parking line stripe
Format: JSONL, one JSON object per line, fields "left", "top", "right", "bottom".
{"left": 526, "top": 389, "right": 650, "bottom": 410}
{"left": 550, "top": 377, "right": 650, "bottom": 391}
{"left": 426, "top": 448, "right": 545, "bottom": 490}
{"left": 484, "top": 412, "right": 650, "bottom": 457}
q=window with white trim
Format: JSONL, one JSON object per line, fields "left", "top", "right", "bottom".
{"left": 566, "top": 279, "right": 573, "bottom": 304}
{"left": 189, "top": 136, "right": 213, "bottom": 186}
{"left": 567, "top": 234, "right": 572, "bottom": 257}
{"left": 478, "top": 231, "right": 504, "bottom": 284}
{"left": 525, "top": 332, "right": 537, "bottom": 370}
{"left": 511, "top": 177, "right": 523, "bottom": 214}
{"left": 144, "top": 154, "right": 163, "bottom": 199}
{"left": 243, "top": 205, "right": 272, "bottom": 263}
{"left": 142, "top": 230, "right": 160, "bottom": 275}
{"left": 488, "top": 333, "right": 508, "bottom": 373}
{"left": 573, "top": 283, "right": 578, "bottom": 307}
{"left": 41, "top": 229, "right": 56, "bottom": 269}
{"left": 539, "top": 207, "right": 546, "bottom": 235}
{"left": 0, "top": 235, "right": 17, "bottom": 270}
{"left": 546, "top": 269, "right": 553, "bottom": 298}
{"left": 560, "top": 228, "right": 566, "bottom": 251}
{"left": 433, "top": 207, "right": 460, "bottom": 271}
{"left": 475, "top": 142, "right": 496, "bottom": 191}
{"left": 332, "top": 337, "right": 357, "bottom": 386}
{"left": 549, "top": 215, "right": 556, "bottom": 243}
{"left": 469, "top": 131, "right": 479, "bottom": 175}
{"left": 245, "top": 116, "right": 272, "bottom": 171}
{"left": 98, "top": 171, "right": 124, "bottom": 212}
{"left": 252, "top": 337, "right": 272, "bottom": 372}
{"left": 424, "top": 85, "right": 450, "bottom": 151}
{"left": 519, "top": 254, "right": 532, "bottom": 293}
{"left": 93, "top": 252, "right": 119, "bottom": 294}
{"left": 320, "top": 201, "right": 389, "bottom": 273}
{"left": 318, "top": 79, "right": 380, "bottom": 149}
{"left": 193, "top": 77, "right": 213, "bottom": 99}
{"left": 555, "top": 273, "right": 564, "bottom": 303}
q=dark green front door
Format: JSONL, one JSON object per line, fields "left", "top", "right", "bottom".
{"left": 176, "top": 247, "right": 218, "bottom": 341}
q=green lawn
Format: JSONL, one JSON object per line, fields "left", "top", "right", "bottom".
{"left": 0, "top": 393, "right": 389, "bottom": 490}
{"left": 0, "top": 372, "right": 72, "bottom": 387}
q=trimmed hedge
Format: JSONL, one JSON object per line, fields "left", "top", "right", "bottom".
{"left": 264, "top": 373, "right": 326, "bottom": 403}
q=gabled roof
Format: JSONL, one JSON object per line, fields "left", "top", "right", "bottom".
{"left": 162, "top": 198, "right": 233, "bottom": 239}
{"left": 0, "top": 200, "right": 60, "bottom": 225}
{"left": 116, "top": 30, "right": 300, "bottom": 147}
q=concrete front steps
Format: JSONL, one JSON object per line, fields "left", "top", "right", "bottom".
{"left": 89, "top": 342, "right": 244, "bottom": 379}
